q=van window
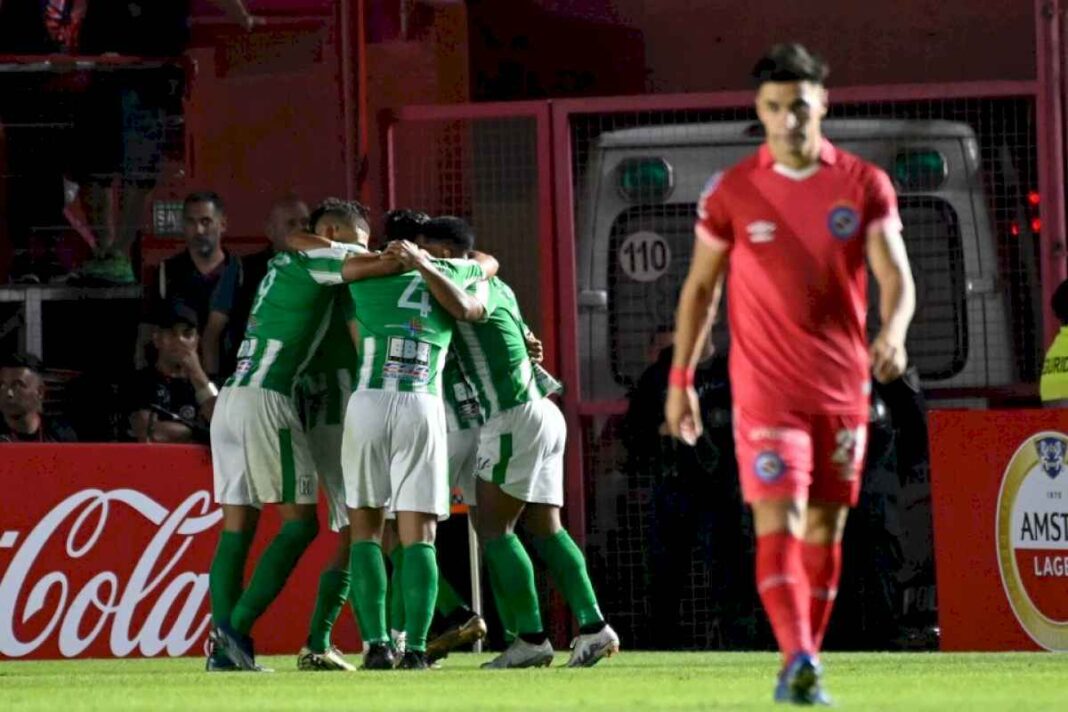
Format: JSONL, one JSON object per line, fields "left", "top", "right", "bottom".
{"left": 608, "top": 197, "right": 968, "bottom": 390}
{"left": 878, "top": 196, "right": 968, "bottom": 380}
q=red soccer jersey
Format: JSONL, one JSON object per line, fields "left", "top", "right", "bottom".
{"left": 695, "top": 138, "right": 900, "bottom": 417}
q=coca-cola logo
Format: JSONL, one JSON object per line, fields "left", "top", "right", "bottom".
{"left": 0, "top": 488, "right": 221, "bottom": 658}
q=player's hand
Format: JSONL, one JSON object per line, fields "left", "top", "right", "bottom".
{"left": 384, "top": 240, "right": 429, "bottom": 268}
{"left": 176, "top": 344, "right": 209, "bottom": 384}
{"left": 525, "top": 333, "right": 544, "bottom": 363}
{"left": 870, "top": 331, "right": 907, "bottom": 384}
{"left": 665, "top": 385, "right": 702, "bottom": 446}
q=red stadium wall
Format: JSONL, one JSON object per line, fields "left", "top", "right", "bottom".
{"left": 165, "top": 0, "right": 1038, "bottom": 235}
{"left": 181, "top": 15, "right": 348, "bottom": 239}
{"left": 468, "top": 0, "right": 1035, "bottom": 98}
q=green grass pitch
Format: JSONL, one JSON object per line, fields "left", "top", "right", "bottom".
{"left": 1, "top": 652, "right": 1064, "bottom": 710}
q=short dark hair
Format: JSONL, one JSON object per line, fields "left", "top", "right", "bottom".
{"left": 183, "top": 190, "right": 226, "bottom": 215}
{"left": 384, "top": 209, "right": 431, "bottom": 242}
{"left": 421, "top": 216, "right": 475, "bottom": 255}
{"left": 751, "top": 43, "right": 829, "bottom": 87}
{"left": 309, "top": 197, "right": 371, "bottom": 235}
{"left": 1053, "top": 279, "right": 1068, "bottom": 324}
{"left": 1, "top": 351, "right": 44, "bottom": 374}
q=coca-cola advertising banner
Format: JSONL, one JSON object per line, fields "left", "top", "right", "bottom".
{"left": 0, "top": 445, "right": 360, "bottom": 659}
{"left": 929, "top": 409, "right": 1068, "bottom": 651}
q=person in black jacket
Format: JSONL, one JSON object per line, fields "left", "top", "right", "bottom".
{"left": 624, "top": 327, "right": 755, "bottom": 649}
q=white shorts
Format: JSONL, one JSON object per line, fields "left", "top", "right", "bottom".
{"left": 211, "top": 386, "right": 317, "bottom": 508}
{"left": 341, "top": 390, "right": 449, "bottom": 518}
{"left": 475, "top": 398, "right": 566, "bottom": 506}
{"left": 448, "top": 427, "right": 480, "bottom": 506}
{"left": 307, "top": 424, "right": 347, "bottom": 532}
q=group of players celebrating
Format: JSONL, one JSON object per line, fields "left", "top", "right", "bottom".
{"left": 201, "top": 38, "right": 916, "bottom": 706}
{"left": 204, "top": 201, "right": 619, "bottom": 673}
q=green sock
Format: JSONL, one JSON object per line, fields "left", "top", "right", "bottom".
{"left": 349, "top": 541, "right": 389, "bottom": 645}
{"left": 231, "top": 519, "right": 318, "bottom": 635}
{"left": 533, "top": 529, "right": 604, "bottom": 628}
{"left": 435, "top": 573, "right": 466, "bottom": 618}
{"left": 483, "top": 533, "right": 542, "bottom": 635}
{"left": 388, "top": 545, "right": 406, "bottom": 633}
{"left": 401, "top": 543, "right": 439, "bottom": 652}
{"left": 209, "top": 530, "right": 254, "bottom": 627}
{"left": 306, "top": 568, "right": 351, "bottom": 653}
{"left": 486, "top": 555, "right": 518, "bottom": 642}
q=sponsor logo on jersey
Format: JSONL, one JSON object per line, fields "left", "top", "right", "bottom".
{"left": 996, "top": 431, "right": 1068, "bottom": 650}
{"left": 827, "top": 203, "right": 860, "bottom": 240}
{"left": 746, "top": 220, "right": 777, "bottom": 244}
{"left": 753, "top": 450, "right": 785, "bottom": 482}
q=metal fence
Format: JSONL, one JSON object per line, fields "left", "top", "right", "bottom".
{"left": 386, "top": 81, "right": 1057, "bottom": 650}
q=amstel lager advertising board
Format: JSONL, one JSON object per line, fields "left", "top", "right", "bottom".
{"left": 930, "top": 410, "right": 1068, "bottom": 651}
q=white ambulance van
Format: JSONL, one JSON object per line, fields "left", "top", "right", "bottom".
{"left": 576, "top": 119, "right": 1017, "bottom": 402}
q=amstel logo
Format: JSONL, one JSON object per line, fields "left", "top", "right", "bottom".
{"left": 996, "top": 431, "right": 1068, "bottom": 650}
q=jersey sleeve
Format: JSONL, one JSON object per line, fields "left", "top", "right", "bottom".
{"left": 436, "top": 258, "right": 486, "bottom": 287}
{"left": 299, "top": 243, "right": 353, "bottom": 285}
{"left": 695, "top": 171, "right": 734, "bottom": 251}
{"left": 863, "top": 166, "right": 903, "bottom": 236}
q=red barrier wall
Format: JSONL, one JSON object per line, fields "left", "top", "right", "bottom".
{"left": 0, "top": 445, "right": 359, "bottom": 660}
{"left": 930, "top": 410, "right": 1068, "bottom": 651}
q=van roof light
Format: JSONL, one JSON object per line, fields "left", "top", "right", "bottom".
{"left": 617, "top": 157, "right": 674, "bottom": 203}
{"left": 892, "top": 149, "right": 947, "bottom": 191}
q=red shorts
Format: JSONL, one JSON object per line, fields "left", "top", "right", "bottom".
{"left": 733, "top": 406, "right": 868, "bottom": 506}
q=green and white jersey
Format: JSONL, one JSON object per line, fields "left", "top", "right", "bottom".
{"left": 296, "top": 289, "right": 358, "bottom": 428}
{"left": 451, "top": 277, "right": 562, "bottom": 420}
{"left": 442, "top": 351, "right": 483, "bottom": 432}
{"left": 227, "top": 242, "right": 364, "bottom": 396}
{"left": 349, "top": 259, "right": 485, "bottom": 395}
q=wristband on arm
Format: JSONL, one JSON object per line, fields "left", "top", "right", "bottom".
{"left": 668, "top": 366, "right": 695, "bottom": 389}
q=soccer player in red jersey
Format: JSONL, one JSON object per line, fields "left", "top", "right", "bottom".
{"left": 665, "top": 43, "right": 916, "bottom": 704}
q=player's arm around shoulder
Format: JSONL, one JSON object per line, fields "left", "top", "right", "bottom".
{"left": 386, "top": 240, "right": 487, "bottom": 321}
{"left": 340, "top": 250, "right": 405, "bottom": 282}
{"left": 865, "top": 166, "right": 916, "bottom": 383}
{"left": 467, "top": 250, "right": 499, "bottom": 279}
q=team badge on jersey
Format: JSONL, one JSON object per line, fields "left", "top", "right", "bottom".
{"left": 827, "top": 203, "right": 860, "bottom": 240}
{"left": 754, "top": 450, "right": 785, "bottom": 482}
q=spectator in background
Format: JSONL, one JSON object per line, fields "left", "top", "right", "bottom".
{"left": 624, "top": 322, "right": 753, "bottom": 649}
{"left": 127, "top": 301, "right": 217, "bottom": 444}
{"left": 143, "top": 191, "right": 243, "bottom": 378}
{"left": 221, "top": 194, "right": 310, "bottom": 377}
{"left": 0, "top": 352, "right": 77, "bottom": 442}
{"left": 1040, "top": 279, "right": 1068, "bottom": 405}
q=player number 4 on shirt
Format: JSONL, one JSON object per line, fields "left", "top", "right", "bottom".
{"left": 398, "top": 274, "right": 433, "bottom": 318}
